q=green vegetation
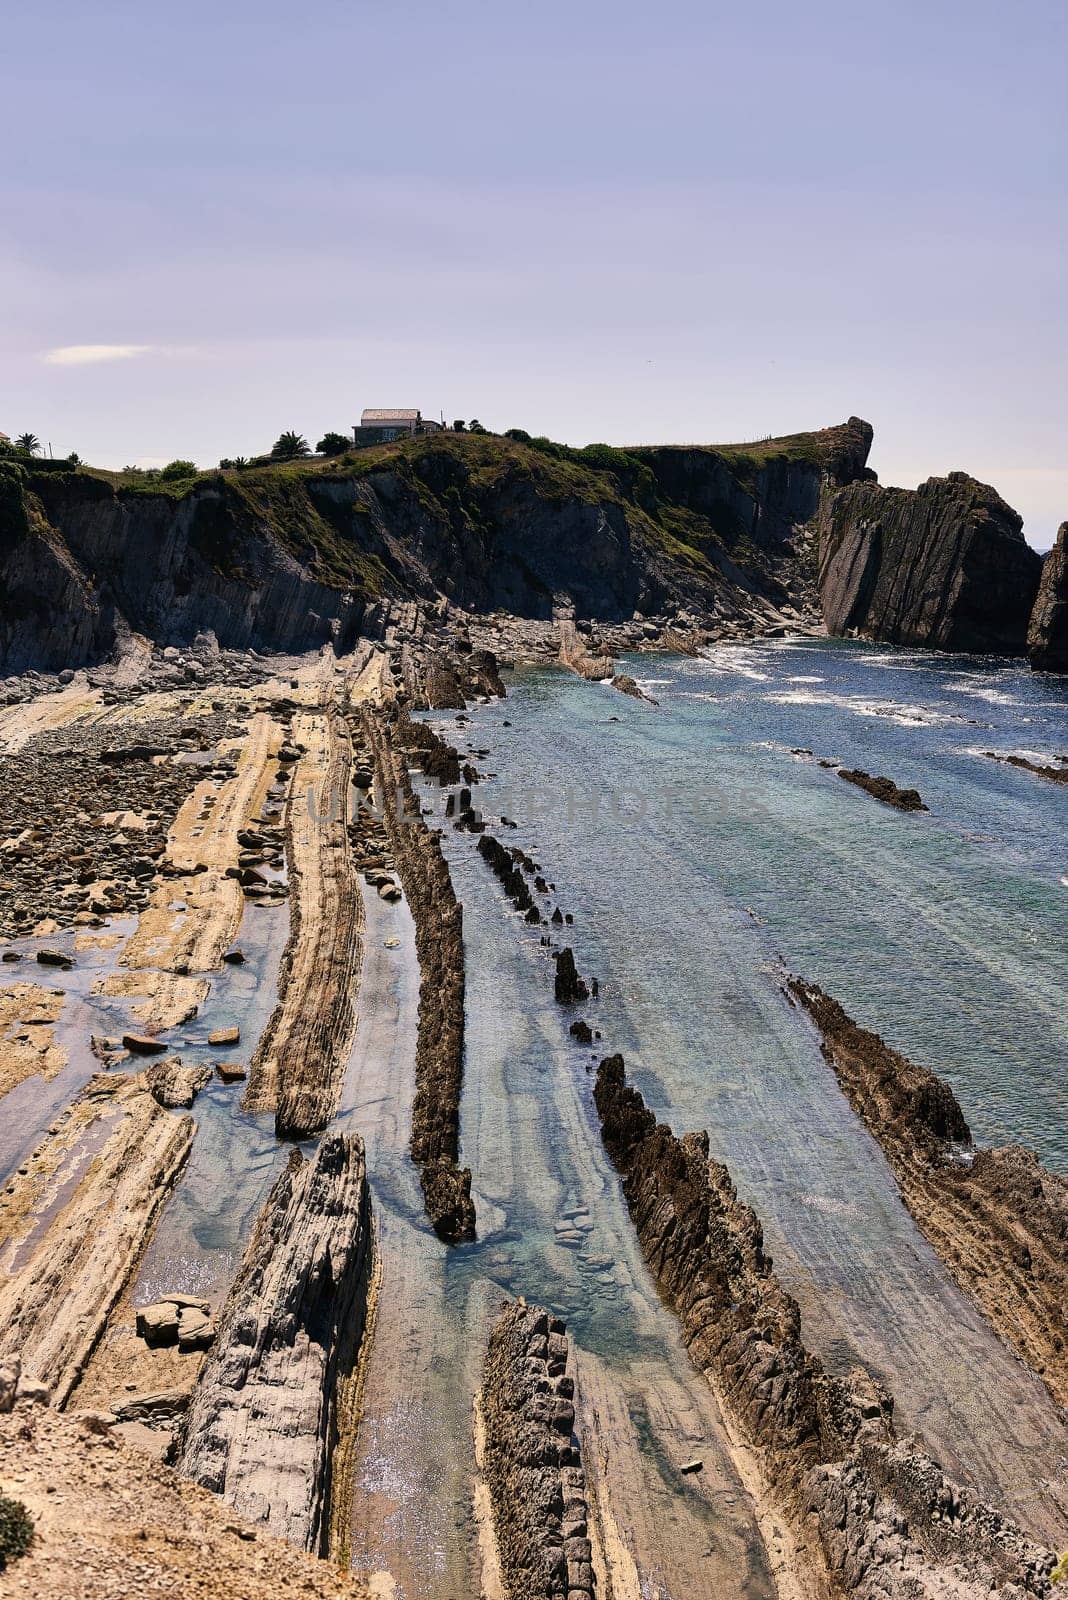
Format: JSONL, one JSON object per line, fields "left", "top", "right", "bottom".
{"left": 316, "top": 431, "right": 351, "bottom": 456}
{"left": 159, "top": 459, "right": 197, "bottom": 482}
{"left": 0, "top": 1493, "right": 33, "bottom": 1569}
{"left": 15, "top": 433, "right": 40, "bottom": 456}
{"left": 271, "top": 430, "right": 310, "bottom": 460}
{"left": 1052, "top": 1553, "right": 1068, "bottom": 1585}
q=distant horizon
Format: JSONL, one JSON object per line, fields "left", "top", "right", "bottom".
{"left": 2, "top": 0, "right": 1064, "bottom": 552}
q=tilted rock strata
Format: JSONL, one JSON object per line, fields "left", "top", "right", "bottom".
{"left": 244, "top": 706, "right": 364, "bottom": 1137}
{"left": 819, "top": 472, "right": 1043, "bottom": 653}
{"left": 593, "top": 1052, "right": 1055, "bottom": 1599}
{"left": 0, "top": 423, "right": 867, "bottom": 673}
{"left": 0, "top": 1072, "right": 193, "bottom": 1406}
{"left": 787, "top": 980, "right": 1068, "bottom": 1409}
{"left": 360, "top": 707, "right": 475, "bottom": 1241}
{"left": 1027, "top": 523, "right": 1068, "bottom": 672}
{"left": 177, "top": 1134, "right": 374, "bottom": 1554}
{"left": 481, "top": 1302, "right": 594, "bottom": 1600}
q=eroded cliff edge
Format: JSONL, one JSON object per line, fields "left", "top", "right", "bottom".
{"left": 817, "top": 471, "right": 1043, "bottom": 654}
{"left": 0, "top": 422, "right": 870, "bottom": 672}
{"left": 1028, "top": 522, "right": 1068, "bottom": 672}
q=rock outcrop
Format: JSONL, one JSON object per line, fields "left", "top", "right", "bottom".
{"left": 788, "top": 980, "right": 1068, "bottom": 1409}
{"left": 177, "top": 1134, "right": 374, "bottom": 1554}
{"left": 360, "top": 708, "right": 475, "bottom": 1241}
{"left": 819, "top": 472, "right": 1043, "bottom": 653}
{"left": 243, "top": 707, "right": 364, "bottom": 1138}
{"left": 0, "top": 1072, "right": 194, "bottom": 1407}
{"left": 837, "top": 769, "right": 928, "bottom": 812}
{"left": 481, "top": 1301, "right": 594, "bottom": 1600}
{"left": 1027, "top": 522, "right": 1068, "bottom": 672}
{"left": 593, "top": 1052, "right": 1056, "bottom": 1599}
{"left": 0, "top": 424, "right": 870, "bottom": 673}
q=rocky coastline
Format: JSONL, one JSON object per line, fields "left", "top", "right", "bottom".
{"left": 787, "top": 980, "right": 1068, "bottom": 1409}
{"left": 480, "top": 1301, "right": 595, "bottom": 1600}
{"left": 592, "top": 1052, "right": 1057, "bottom": 1600}
{"left": 177, "top": 1133, "right": 375, "bottom": 1554}
{"left": 359, "top": 704, "right": 475, "bottom": 1241}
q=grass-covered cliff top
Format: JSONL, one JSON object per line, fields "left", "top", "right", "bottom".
{"left": 37, "top": 416, "right": 871, "bottom": 501}
{"left": 10, "top": 418, "right": 868, "bottom": 595}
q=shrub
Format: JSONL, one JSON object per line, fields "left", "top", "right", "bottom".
{"left": 0, "top": 1493, "right": 33, "bottom": 1569}
{"left": 316, "top": 431, "right": 350, "bottom": 456}
{"left": 504, "top": 427, "right": 531, "bottom": 443}
{"left": 452, "top": 420, "right": 466, "bottom": 432}
{"left": 159, "top": 459, "right": 197, "bottom": 481}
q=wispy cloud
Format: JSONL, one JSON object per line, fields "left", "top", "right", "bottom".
{"left": 42, "top": 343, "right": 157, "bottom": 366}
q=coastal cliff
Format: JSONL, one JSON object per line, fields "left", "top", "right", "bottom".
{"left": 0, "top": 423, "right": 868, "bottom": 672}
{"left": 818, "top": 471, "right": 1043, "bottom": 654}
{"left": 1028, "top": 522, "right": 1068, "bottom": 672}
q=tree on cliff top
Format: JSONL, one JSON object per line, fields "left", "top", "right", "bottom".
{"left": 159, "top": 459, "right": 197, "bottom": 481}
{"left": 15, "top": 434, "right": 40, "bottom": 455}
{"left": 271, "top": 430, "right": 310, "bottom": 460}
{"left": 316, "top": 431, "right": 350, "bottom": 456}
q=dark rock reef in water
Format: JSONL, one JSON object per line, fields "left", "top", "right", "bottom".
{"left": 787, "top": 980, "right": 1068, "bottom": 1410}
{"left": 593, "top": 1051, "right": 1057, "bottom": 1600}
{"left": 1027, "top": 522, "right": 1068, "bottom": 672}
{"left": 837, "top": 768, "right": 928, "bottom": 811}
{"left": 480, "top": 1301, "right": 594, "bottom": 1600}
{"left": 818, "top": 471, "right": 1043, "bottom": 654}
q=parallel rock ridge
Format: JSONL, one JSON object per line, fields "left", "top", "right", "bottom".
{"left": 1028, "top": 522, "right": 1068, "bottom": 671}
{"left": 481, "top": 1302, "right": 594, "bottom": 1600}
{"left": 177, "top": 1133, "right": 374, "bottom": 1554}
{"left": 592, "top": 1052, "right": 1056, "bottom": 1600}
{"left": 787, "top": 979, "right": 1068, "bottom": 1409}
{"left": 818, "top": 471, "right": 1043, "bottom": 654}
{"left": 361, "top": 707, "right": 475, "bottom": 1242}
{"left": 0, "top": 1071, "right": 194, "bottom": 1406}
{"left": 244, "top": 706, "right": 364, "bottom": 1137}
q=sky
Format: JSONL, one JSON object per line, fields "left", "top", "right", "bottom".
{"left": 1, "top": 0, "right": 1065, "bottom": 549}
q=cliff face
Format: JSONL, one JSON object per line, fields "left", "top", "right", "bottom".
{"left": 0, "top": 425, "right": 865, "bottom": 671}
{"left": 819, "top": 471, "right": 1043, "bottom": 654}
{"left": 631, "top": 415, "right": 874, "bottom": 552}
{"left": 1027, "top": 523, "right": 1068, "bottom": 672}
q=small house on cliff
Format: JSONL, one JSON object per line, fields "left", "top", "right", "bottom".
{"left": 352, "top": 409, "right": 443, "bottom": 446}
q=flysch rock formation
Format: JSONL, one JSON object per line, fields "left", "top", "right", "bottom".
{"left": 592, "top": 1052, "right": 1057, "bottom": 1600}
{"left": 0, "top": 1071, "right": 193, "bottom": 1406}
{"left": 818, "top": 471, "right": 1043, "bottom": 654}
{"left": 480, "top": 1301, "right": 595, "bottom": 1600}
{"left": 177, "top": 1133, "right": 374, "bottom": 1555}
{"left": 1028, "top": 522, "right": 1068, "bottom": 672}
{"left": 360, "top": 704, "right": 475, "bottom": 1241}
{"left": 0, "top": 422, "right": 872, "bottom": 675}
{"left": 243, "top": 703, "right": 364, "bottom": 1136}
{"left": 787, "top": 980, "right": 1068, "bottom": 1409}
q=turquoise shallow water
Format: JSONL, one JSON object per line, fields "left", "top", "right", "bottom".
{"left": 401, "top": 639, "right": 1068, "bottom": 1551}
{"left": 452, "top": 637, "right": 1067, "bottom": 1170}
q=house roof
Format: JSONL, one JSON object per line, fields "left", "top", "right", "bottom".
{"left": 0, "top": 432, "right": 8, "bottom": 442}
{"left": 361, "top": 408, "right": 420, "bottom": 424}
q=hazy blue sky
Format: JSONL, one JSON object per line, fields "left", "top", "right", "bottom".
{"left": 2, "top": 0, "right": 1065, "bottom": 547}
